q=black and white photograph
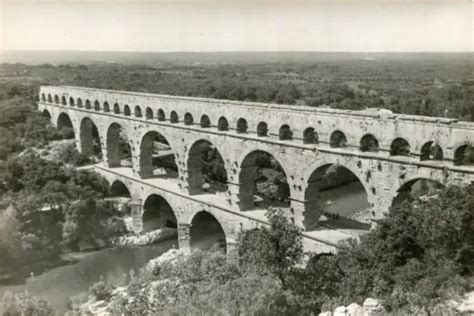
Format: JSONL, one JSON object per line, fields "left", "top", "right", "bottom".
{"left": 0, "top": 0, "right": 473, "bottom": 314}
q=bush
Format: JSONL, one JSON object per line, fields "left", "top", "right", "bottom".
{"left": 0, "top": 291, "right": 54, "bottom": 316}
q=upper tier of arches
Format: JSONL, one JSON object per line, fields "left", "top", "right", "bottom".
{"left": 40, "top": 92, "right": 474, "bottom": 167}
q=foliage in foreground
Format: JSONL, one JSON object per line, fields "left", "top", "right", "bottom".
{"left": 75, "top": 185, "right": 473, "bottom": 315}
{"left": 0, "top": 291, "right": 54, "bottom": 316}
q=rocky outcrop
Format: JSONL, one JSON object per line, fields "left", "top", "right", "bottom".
{"left": 320, "top": 298, "right": 384, "bottom": 316}
{"left": 115, "top": 228, "right": 177, "bottom": 247}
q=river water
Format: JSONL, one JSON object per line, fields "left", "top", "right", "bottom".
{"left": 0, "top": 183, "right": 368, "bottom": 312}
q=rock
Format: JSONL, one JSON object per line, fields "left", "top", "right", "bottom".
{"left": 346, "top": 303, "right": 364, "bottom": 316}
{"left": 334, "top": 305, "right": 347, "bottom": 315}
{"left": 363, "top": 298, "right": 383, "bottom": 315}
{"left": 318, "top": 312, "right": 332, "bottom": 316}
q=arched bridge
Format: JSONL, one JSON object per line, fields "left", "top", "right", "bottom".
{"left": 38, "top": 86, "right": 474, "bottom": 258}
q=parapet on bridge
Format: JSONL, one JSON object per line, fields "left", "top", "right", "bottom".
{"left": 38, "top": 85, "right": 474, "bottom": 256}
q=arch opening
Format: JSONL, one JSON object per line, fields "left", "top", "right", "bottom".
{"left": 454, "top": 144, "right": 474, "bottom": 166}
{"left": 303, "top": 127, "right": 319, "bottom": 144}
{"left": 200, "top": 115, "right": 210, "bottom": 128}
{"left": 113, "top": 103, "right": 120, "bottom": 114}
{"left": 106, "top": 123, "right": 132, "bottom": 168}
{"left": 79, "top": 118, "right": 102, "bottom": 160}
{"left": 279, "top": 124, "right": 293, "bottom": 141}
{"left": 85, "top": 100, "right": 91, "bottom": 109}
{"left": 187, "top": 140, "right": 228, "bottom": 195}
{"left": 330, "top": 130, "right": 347, "bottom": 148}
{"left": 217, "top": 117, "right": 229, "bottom": 131}
{"left": 69, "top": 97, "right": 75, "bottom": 106}
{"left": 42, "top": 109, "right": 52, "bottom": 120}
{"left": 41, "top": 93, "right": 46, "bottom": 102}
{"left": 54, "top": 95, "right": 59, "bottom": 104}
{"left": 124, "top": 105, "right": 131, "bottom": 116}
{"left": 103, "top": 102, "right": 110, "bottom": 112}
{"left": 184, "top": 113, "right": 194, "bottom": 125}
{"left": 94, "top": 100, "right": 100, "bottom": 111}
{"left": 239, "top": 150, "right": 290, "bottom": 211}
{"left": 390, "top": 138, "right": 410, "bottom": 156}
{"left": 304, "top": 164, "right": 370, "bottom": 231}
{"left": 157, "top": 109, "right": 165, "bottom": 121}
{"left": 61, "top": 96, "right": 67, "bottom": 105}
{"left": 360, "top": 134, "right": 379, "bottom": 152}
{"left": 392, "top": 178, "right": 444, "bottom": 206}
{"left": 47, "top": 94, "right": 53, "bottom": 103}
{"left": 170, "top": 111, "right": 179, "bottom": 123}
{"left": 257, "top": 122, "right": 268, "bottom": 137}
{"left": 57, "top": 113, "right": 75, "bottom": 139}
{"left": 135, "top": 106, "right": 142, "bottom": 118}
{"left": 190, "top": 211, "right": 226, "bottom": 253}
{"left": 108, "top": 180, "right": 131, "bottom": 216}
{"left": 77, "top": 98, "right": 83, "bottom": 108}
{"left": 142, "top": 194, "right": 178, "bottom": 233}
{"left": 145, "top": 107, "right": 153, "bottom": 120}
{"left": 420, "top": 142, "right": 443, "bottom": 161}
{"left": 236, "top": 118, "right": 248, "bottom": 133}
{"left": 139, "top": 131, "right": 178, "bottom": 179}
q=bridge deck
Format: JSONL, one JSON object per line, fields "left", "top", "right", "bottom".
{"left": 92, "top": 164, "right": 367, "bottom": 252}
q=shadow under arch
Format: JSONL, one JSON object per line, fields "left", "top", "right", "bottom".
{"left": 238, "top": 150, "right": 290, "bottom": 211}
{"left": 142, "top": 194, "right": 178, "bottom": 233}
{"left": 106, "top": 122, "right": 132, "bottom": 168}
{"left": 109, "top": 180, "right": 132, "bottom": 215}
{"left": 139, "top": 130, "right": 178, "bottom": 179}
{"left": 57, "top": 112, "right": 75, "bottom": 139}
{"left": 392, "top": 178, "right": 445, "bottom": 206}
{"left": 190, "top": 211, "right": 226, "bottom": 253}
{"left": 304, "top": 163, "right": 370, "bottom": 231}
{"left": 186, "top": 139, "right": 228, "bottom": 195}
{"left": 79, "top": 117, "right": 102, "bottom": 158}
{"left": 42, "top": 109, "right": 52, "bottom": 120}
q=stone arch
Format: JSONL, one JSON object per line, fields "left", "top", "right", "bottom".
{"left": 420, "top": 141, "right": 443, "bottom": 161}
{"left": 145, "top": 107, "right": 153, "bottom": 120}
{"left": 79, "top": 117, "right": 101, "bottom": 158}
{"left": 42, "top": 109, "right": 52, "bottom": 120}
{"left": 113, "top": 103, "right": 120, "bottom": 114}
{"left": 391, "top": 177, "right": 445, "bottom": 206}
{"left": 236, "top": 118, "right": 248, "bottom": 133}
{"left": 124, "top": 104, "right": 131, "bottom": 116}
{"left": 134, "top": 106, "right": 142, "bottom": 118}
{"left": 103, "top": 102, "right": 110, "bottom": 112}
{"left": 303, "top": 127, "right": 318, "bottom": 144}
{"left": 360, "top": 134, "right": 379, "bottom": 152}
{"left": 304, "top": 160, "right": 370, "bottom": 230}
{"left": 279, "top": 124, "right": 293, "bottom": 140}
{"left": 190, "top": 211, "right": 226, "bottom": 253}
{"left": 142, "top": 194, "right": 178, "bottom": 232}
{"left": 139, "top": 130, "right": 178, "bottom": 179}
{"left": 61, "top": 96, "right": 67, "bottom": 105}
{"left": 390, "top": 137, "right": 410, "bottom": 156}
{"left": 109, "top": 180, "right": 131, "bottom": 198}
{"left": 57, "top": 112, "right": 75, "bottom": 139}
{"left": 69, "top": 97, "right": 75, "bottom": 106}
{"left": 47, "top": 94, "right": 53, "bottom": 103}
{"left": 170, "top": 111, "right": 179, "bottom": 123}
{"left": 186, "top": 139, "right": 228, "bottom": 195}
{"left": 454, "top": 143, "right": 474, "bottom": 166}
{"left": 157, "top": 109, "right": 165, "bottom": 121}
{"left": 94, "top": 100, "right": 100, "bottom": 111}
{"left": 200, "top": 115, "right": 211, "bottom": 128}
{"left": 106, "top": 122, "right": 131, "bottom": 168}
{"left": 41, "top": 93, "right": 46, "bottom": 102}
{"left": 257, "top": 122, "right": 268, "bottom": 137}
{"left": 238, "top": 150, "right": 290, "bottom": 211}
{"left": 77, "top": 98, "right": 83, "bottom": 108}
{"left": 184, "top": 112, "right": 194, "bottom": 125}
{"left": 85, "top": 99, "right": 91, "bottom": 109}
{"left": 54, "top": 95, "right": 59, "bottom": 104}
{"left": 217, "top": 116, "right": 229, "bottom": 131}
{"left": 330, "top": 130, "right": 347, "bottom": 148}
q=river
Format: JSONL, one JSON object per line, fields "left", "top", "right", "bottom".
{"left": 0, "top": 238, "right": 178, "bottom": 313}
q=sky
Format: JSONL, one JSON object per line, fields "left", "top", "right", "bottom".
{"left": 0, "top": 0, "right": 472, "bottom": 52}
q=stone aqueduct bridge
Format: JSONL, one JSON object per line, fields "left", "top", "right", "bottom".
{"left": 38, "top": 86, "right": 474, "bottom": 257}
